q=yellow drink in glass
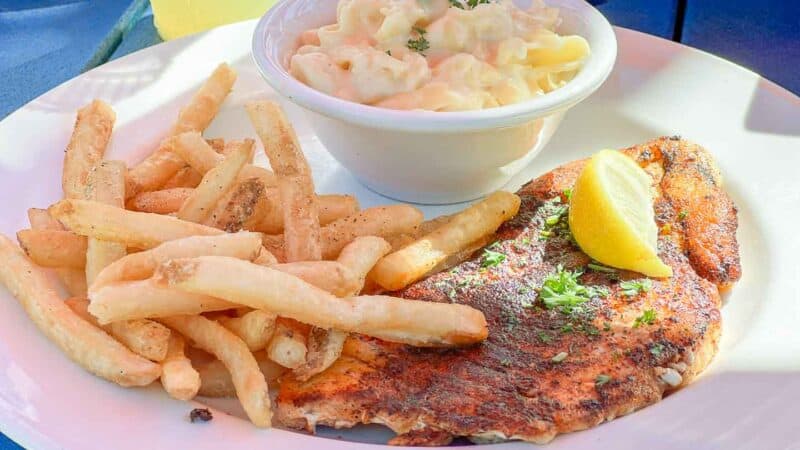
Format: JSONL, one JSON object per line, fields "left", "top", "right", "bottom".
{"left": 150, "top": 0, "right": 279, "bottom": 40}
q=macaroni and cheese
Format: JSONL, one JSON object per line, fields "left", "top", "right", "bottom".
{"left": 289, "top": 0, "right": 590, "bottom": 111}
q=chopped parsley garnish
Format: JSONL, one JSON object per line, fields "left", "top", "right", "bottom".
{"left": 595, "top": 374, "right": 611, "bottom": 386}
{"left": 620, "top": 279, "right": 653, "bottom": 297}
{"left": 649, "top": 343, "right": 665, "bottom": 357}
{"left": 632, "top": 309, "right": 657, "bottom": 328}
{"left": 538, "top": 197, "right": 572, "bottom": 241}
{"left": 678, "top": 210, "right": 688, "bottom": 220}
{"left": 406, "top": 27, "right": 429, "bottom": 54}
{"left": 587, "top": 263, "right": 617, "bottom": 273}
{"left": 551, "top": 351, "right": 568, "bottom": 363}
{"left": 481, "top": 245, "right": 506, "bottom": 268}
{"left": 563, "top": 188, "right": 573, "bottom": 200}
{"left": 449, "top": 0, "right": 492, "bottom": 8}
{"left": 537, "top": 331, "right": 553, "bottom": 344}
{"left": 538, "top": 265, "right": 608, "bottom": 314}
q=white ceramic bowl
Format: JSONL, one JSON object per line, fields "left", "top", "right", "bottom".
{"left": 252, "top": 0, "right": 617, "bottom": 204}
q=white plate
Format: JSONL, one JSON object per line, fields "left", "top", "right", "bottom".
{"left": 0, "top": 20, "right": 799, "bottom": 450}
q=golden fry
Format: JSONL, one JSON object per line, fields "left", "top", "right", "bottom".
{"left": 85, "top": 161, "right": 128, "bottom": 286}
{"left": 127, "top": 188, "right": 194, "bottom": 214}
{"left": 267, "top": 318, "right": 309, "bottom": 369}
{"left": 90, "top": 232, "right": 262, "bottom": 290}
{"left": 204, "top": 177, "right": 266, "bottom": 232}
{"left": 155, "top": 256, "right": 488, "bottom": 347}
{"left": 50, "top": 199, "right": 223, "bottom": 249}
{"left": 246, "top": 101, "right": 321, "bottom": 262}
{"left": 90, "top": 280, "right": 236, "bottom": 324}
{"left": 161, "top": 334, "right": 201, "bottom": 401}
{"left": 161, "top": 166, "right": 203, "bottom": 189}
{"left": 62, "top": 100, "right": 115, "bottom": 199}
{"left": 371, "top": 191, "right": 521, "bottom": 290}
{"left": 126, "top": 63, "right": 237, "bottom": 197}
{"left": 159, "top": 314, "right": 271, "bottom": 427}
{"left": 218, "top": 309, "right": 277, "bottom": 352}
{"left": 125, "top": 139, "right": 188, "bottom": 199}
{"left": 273, "top": 261, "right": 359, "bottom": 297}
{"left": 196, "top": 350, "right": 285, "bottom": 398}
{"left": 16, "top": 229, "right": 87, "bottom": 269}
{"left": 253, "top": 192, "right": 358, "bottom": 234}
{"left": 0, "top": 235, "right": 160, "bottom": 386}
{"left": 27, "top": 208, "right": 64, "bottom": 230}
{"left": 169, "top": 132, "right": 274, "bottom": 184}
{"left": 26, "top": 208, "right": 87, "bottom": 296}
{"left": 262, "top": 205, "right": 423, "bottom": 261}
{"left": 336, "top": 236, "right": 392, "bottom": 296}
{"left": 177, "top": 142, "right": 252, "bottom": 223}
{"left": 65, "top": 297, "right": 170, "bottom": 362}
{"left": 170, "top": 63, "right": 237, "bottom": 135}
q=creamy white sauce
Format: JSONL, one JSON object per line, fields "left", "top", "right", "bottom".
{"left": 290, "top": 0, "right": 590, "bottom": 111}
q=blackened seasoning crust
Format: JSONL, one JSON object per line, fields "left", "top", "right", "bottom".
{"left": 276, "top": 138, "right": 741, "bottom": 445}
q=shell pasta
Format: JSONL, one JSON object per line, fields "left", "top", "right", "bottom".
{"left": 290, "top": 0, "right": 590, "bottom": 111}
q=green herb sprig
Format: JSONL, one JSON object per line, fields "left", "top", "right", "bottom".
{"left": 632, "top": 309, "right": 657, "bottom": 328}
{"left": 538, "top": 265, "right": 608, "bottom": 314}
{"left": 406, "top": 27, "right": 429, "bottom": 55}
{"left": 620, "top": 279, "right": 653, "bottom": 297}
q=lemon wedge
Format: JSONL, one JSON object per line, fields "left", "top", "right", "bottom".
{"left": 568, "top": 150, "right": 672, "bottom": 277}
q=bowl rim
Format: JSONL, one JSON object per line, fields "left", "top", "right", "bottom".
{"left": 251, "top": 0, "right": 617, "bottom": 133}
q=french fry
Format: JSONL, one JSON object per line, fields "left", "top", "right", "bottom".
{"left": 27, "top": 209, "right": 88, "bottom": 296}
{"left": 90, "top": 261, "right": 359, "bottom": 324}
{"left": 253, "top": 247, "right": 279, "bottom": 266}
{"left": 90, "top": 280, "right": 236, "bottom": 324}
{"left": 49, "top": 199, "right": 223, "bottom": 249}
{"left": 262, "top": 205, "right": 423, "bottom": 261}
{"left": 161, "top": 334, "right": 201, "bottom": 401}
{"left": 252, "top": 192, "right": 359, "bottom": 234}
{"left": 371, "top": 191, "right": 521, "bottom": 291}
{"left": 89, "top": 232, "right": 262, "bottom": 290}
{"left": 126, "top": 63, "right": 237, "bottom": 197}
{"left": 16, "top": 229, "right": 87, "bottom": 269}
{"left": 88, "top": 233, "right": 263, "bottom": 323}
{"left": 177, "top": 141, "right": 252, "bottom": 223}
{"left": 273, "top": 261, "right": 359, "bottom": 297}
{"left": 125, "top": 139, "right": 187, "bottom": 199}
{"left": 161, "top": 166, "right": 203, "bottom": 189}
{"left": 170, "top": 63, "right": 237, "bottom": 135}
{"left": 127, "top": 188, "right": 194, "bottom": 214}
{"left": 246, "top": 100, "right": 321, "bottom": 262}
{"left": 205, "top": 177, "right": 267, "bottom": 232}
{"left": 65, "top": 297, "right": 170, "bottom": 362}
{"left": 267, "top": 318, "right": 309, "bottom": 369}
{"left": 158, "top": 314, "right": 271, "bottom": 427}
{"left": 293, "top": 327, "right": 347, "bottom": 382}
{"left": 85, "top": 161, "right": 128, "bottom": 286}
{"left": 206, "top": 138, "right": 225, "bottom": 153}
{"left": 58, "top": 269, "right": 89, "bottom": 297}
{"left": 28, "top": 208, "right": 64, "bottom": 230}
{"left": 292, "top": 237, "right": 389, "bottom": 379}
{"left": 169, "top": 132, "right": 275, "bottom": 184}
{"left": 154, "top": 256, "right": 489, "bottom": 346}
{"left": 196, "top": 350, "right": 285, "bottom": 398}
{"left": 62, "top": 100, "right": 115, "bottom": 200}
{"left": 336, "top": 236, "right": 392, "bottom": 296}
{"left": 0, "top": 235, "right": 160, "bottom": 386}
{"left": 218, "top": 309, "right": 276, "bottom": 351}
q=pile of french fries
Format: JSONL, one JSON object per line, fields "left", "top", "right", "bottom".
{"left": 0, "top": 63, "right": 522, "bottom": 428}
